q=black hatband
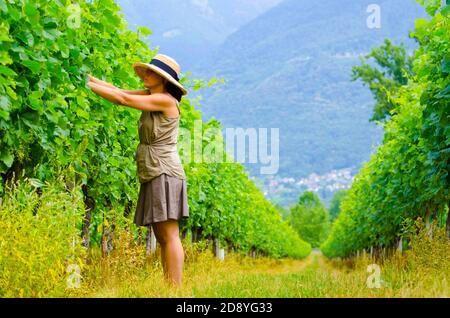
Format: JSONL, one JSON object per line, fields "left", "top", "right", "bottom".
{"left": 149, "top": 59, "right": 179, "bottom": 82}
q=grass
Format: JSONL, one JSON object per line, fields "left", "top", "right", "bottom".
{"left": 66, "top": 227, "right": 450, "bottom": 298}
{"left": 1, "top": 177, "right": 449, "bottom": 298}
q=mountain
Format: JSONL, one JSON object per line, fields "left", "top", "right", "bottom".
{"left": 190, "top": 0, "right": 427, "bottom": 187}
{"left": 115, "top": 0, "right": 282, "bottom": 69}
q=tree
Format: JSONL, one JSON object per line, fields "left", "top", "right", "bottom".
{"left": 273, "top": 203, "right": 290, "bottom": 220}
{"left": 351, "top": 39, "right": 414, "bottom": 123}
{"left": 328, "top": 189, "right": 349, "bottom": 222}
{"left": 288, "top": 191, "right": 330, "bottom": 248}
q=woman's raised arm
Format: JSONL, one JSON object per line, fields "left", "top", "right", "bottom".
{"left": 119, "top": 89, "right": 150, "bottom": 95}
{"left": 88, "top": 81, "right": 171, "bottom": 112}
{"left": 88, "top": 75, "right": 150, "bottom": 95}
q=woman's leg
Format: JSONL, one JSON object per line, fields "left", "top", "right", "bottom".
{"left": 148, "top": 226, "right": 167, "bottom": 273}
{"left": 152, "top": 219, "right": 185, "bottom": 286}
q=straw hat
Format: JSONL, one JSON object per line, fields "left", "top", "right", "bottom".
{"left": 133, "top": 54, "right": 188, "bottom": 96}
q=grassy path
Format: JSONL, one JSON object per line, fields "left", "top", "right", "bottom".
{"left": 67, "top": 239, "right": 449, "bottom": 298}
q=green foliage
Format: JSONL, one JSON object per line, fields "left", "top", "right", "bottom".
{"left": 273, "top": 203, "right": 290, "bottom": 220}
{"left": 351, "top": 39, "right": 414, "bottom": 122}
{"left": 328, "top": 189, "right": 349, "bottom": 222}
{"left": 0, "top": 175, "right": 85, "bottom": 297}
{"left": 322, "top": 1, "right": 449, "bottom": 258}
{"left": 0, "top": 0, "right": 310, "bottom": 270}
{"left": 418, "top": 0, "right": 445, "bottom": 16}
{"left": 184, "top": 161, "right": 311, "bottom": 258}
{"left": 0, "top": 0, "right": 154, "bottom": 213}
{"left": 288, "top": 191, "right": 330, "bottom": 248}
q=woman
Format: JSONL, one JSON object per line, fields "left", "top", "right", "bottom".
{"left": 87, "top": 54, "right": 189, "bottom": 287}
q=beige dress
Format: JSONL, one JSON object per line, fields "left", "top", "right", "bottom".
{"left": 134, "top": 100, "right": 189, "bottom": 226}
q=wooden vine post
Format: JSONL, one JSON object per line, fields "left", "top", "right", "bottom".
{"left": 146, "top": 226, "right": 157, "bottom": 255}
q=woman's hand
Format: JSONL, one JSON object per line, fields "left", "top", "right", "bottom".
{"left": 87, "top": 81, "right": 126, "bottom": 105}
{"left": 87, "top": 80, "right": 95, "bottom": 90}
{"left": 87, "top": 74, "right": 117, "bottom": 89}
{"left": 87, "top": 74, "right": 97, "bottom": 83}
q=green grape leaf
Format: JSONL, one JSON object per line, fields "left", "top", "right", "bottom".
{"left": 0, "top": 65, "right": 17, "bottom": 76}
{"left": 28, "top": 91, "right": 43, "bottom": 111}
{"left": 17, "top": 31, "right": 34, "bottom": 46}
{"left": 442, "top": 5, "right": 450, "bottom": 15}
{"left": 0, "top": 95, "right": 10, "bottom": 110}
{"left": 24, "top": 3, "right": 38, "bottom": 16}
{"left": 22, "top": 60, "right": 41, "bottom": 73}
{"left": 441, "top": 57, "right": 450, "bottom": 74}
{"left": 0, "top": 0, "right": 7, "bottom": 13}
{"left": 0, "top": 151, "right": 14, "bottom": 168}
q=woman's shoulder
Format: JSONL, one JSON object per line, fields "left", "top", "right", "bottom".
{"left": 165, "top": 93, "right": 178, "bottom": 105}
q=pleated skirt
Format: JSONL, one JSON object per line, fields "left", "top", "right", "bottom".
{"left": 134, "top": 173, "right": 189, "bottom": 226}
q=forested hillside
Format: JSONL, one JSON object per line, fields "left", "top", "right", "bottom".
{"left": 115, "top": 0, "right": 282, "bottom": 69}
{"left": 192, "top": 0, "right": 427, "bottom": 183}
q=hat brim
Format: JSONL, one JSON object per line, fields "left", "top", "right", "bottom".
{"left": 133, "top": 62, "right": 188, "bottom": 96}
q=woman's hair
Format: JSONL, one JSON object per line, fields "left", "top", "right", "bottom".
{"left": 164, "top": 80, "right": 183, "bottom": 102}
